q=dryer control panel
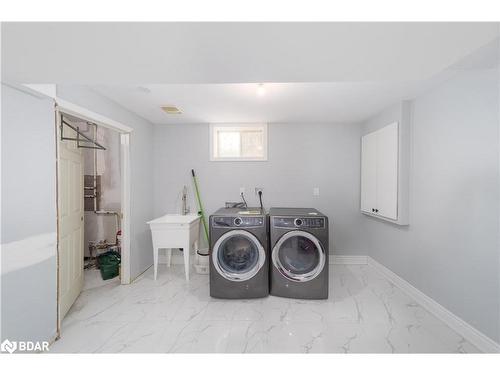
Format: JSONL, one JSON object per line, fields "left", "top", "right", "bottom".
{"left": 273, "top": 217, "right": 325, "bottom": 229}
{"left": 212, "top": 216, "right": 264, "bottom": 228}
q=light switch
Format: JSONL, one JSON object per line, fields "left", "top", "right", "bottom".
{"left": 313, "top": 187, "right": 320, "bottom": 196}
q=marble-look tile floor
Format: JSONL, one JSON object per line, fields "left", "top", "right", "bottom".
{"left": 50, "top": 264, "right": 480, "bottom": 353}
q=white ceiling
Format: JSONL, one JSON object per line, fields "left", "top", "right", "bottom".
{"left": 3, "top": 23, "right": 499, "bottom": 83}
{"left": 91, "top": 81, "right": 437, "bottom": 124}
{"left": 6, "top": 22, "right": 496, "bottom": 124}
{"left": 87, "top": 34, "right": 498, "bottom": 124}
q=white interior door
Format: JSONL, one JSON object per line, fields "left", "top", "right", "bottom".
{"left": 360, "top": 131, "right": 377, "bottom": 214}
{"left": 376, "top": 122, "right": 399, "bottom": 220}
{"left": 58, "top": 120, "right": 84, "bottom": 321}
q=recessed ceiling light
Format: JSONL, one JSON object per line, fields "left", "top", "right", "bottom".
{"left": 161, "top": 106, "right": 182, "bottom": 115}
{"left": 256, "top": 83, "right": 266, "bottom": 97}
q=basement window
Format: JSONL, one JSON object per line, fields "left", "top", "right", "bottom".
{"left": 210, "top": 124, "right": 268, "bottom": 161}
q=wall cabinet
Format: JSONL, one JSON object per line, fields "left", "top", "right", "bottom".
{"left": 361, "top": 122, "right": 399, "bottom": 220}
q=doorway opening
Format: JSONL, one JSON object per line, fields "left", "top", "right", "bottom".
{"left": 55, "top": 108, "right": 131, "bottom": 333}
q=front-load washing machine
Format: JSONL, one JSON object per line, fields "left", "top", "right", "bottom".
{"left": 209, "top": 207, "right": 268, "bottom": 299}
{"left": 269, "top": 207, "right": 329, "bottom": 299}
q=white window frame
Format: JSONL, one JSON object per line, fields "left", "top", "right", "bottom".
{"left": 209, "top": 123, "right": 268, "bottom": 161}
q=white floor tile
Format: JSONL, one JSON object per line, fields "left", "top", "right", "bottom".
{"left": 49, "top": 264, "right": 480, "bottom": 353}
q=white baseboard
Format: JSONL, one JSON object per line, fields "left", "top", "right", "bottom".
{"left": 330, "top": 255, "right": 368, "bottom": 265}
{"left": 367, "top": 256, "right": 500, "bottom": 353}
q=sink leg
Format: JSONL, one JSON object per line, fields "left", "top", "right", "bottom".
{"left": 153, "top": 247, "right": 159, "bottom": 280}
{"left": 166, "top": 248, "right": 172, "bottom": 267}
{"left": 183, "top": 242, "right": 190, "bottom": 281}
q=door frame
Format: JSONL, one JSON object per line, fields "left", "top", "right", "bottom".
{"left": 54, "top": 99, "right": 133, "bottom": 335}
{"left": 19, "top": 84, "right": 134, "bottom": 339}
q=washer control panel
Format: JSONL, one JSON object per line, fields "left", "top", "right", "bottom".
{"left": 213, "top": 216, "right": 264, "bottom": 228}
{"left": 273, "top": 217, "right": 325, "bottom": 229}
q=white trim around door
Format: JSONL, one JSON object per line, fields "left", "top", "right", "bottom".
{"left": 55, "top": 105, "right": 133, "bottom": 288}
{"left": 119, "top": 133, "right": 131, "bottom": 284}
{"left": 52, "top": 100, "right": 133, "bottom": 338}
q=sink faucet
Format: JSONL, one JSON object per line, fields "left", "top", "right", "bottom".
{"left": 182, "top": 185, "right": 189, "bottom": 215}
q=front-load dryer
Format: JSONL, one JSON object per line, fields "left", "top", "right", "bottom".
{"left": 269, "top": 207, "right": 329, "bottom": 299}
{"left": 209, "top": 207, "right": 268, "bottom": 299}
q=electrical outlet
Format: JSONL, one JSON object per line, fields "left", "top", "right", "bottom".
{"left": 255, "top": 187, "right": 263, "bottom": 196}
{"left": 313, "top": 187, "right": 320, "bottom": 196}
{"left": 240, "top": 187, "right": 245, "bottom": 194}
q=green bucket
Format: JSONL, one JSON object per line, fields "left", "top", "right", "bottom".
{"left": 97, "top": 250, "right": 121, "bottom": 280}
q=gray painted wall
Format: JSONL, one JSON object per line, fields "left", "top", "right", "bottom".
{"left": 1, "top": 85, "right": 57, "bottom": 243}
{"left": 153, "top": 122, "right": 365, "bottom": 254}
{"left": 361, "top": 68, "right": 500, "bottom": 342}
{"left": 57, "top": 86, "right": 155, "bottom": 279}
{"left": 1, "top": 84, "right": 58, "bottom": 342}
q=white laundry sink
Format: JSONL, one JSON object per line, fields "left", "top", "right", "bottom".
{"left": 147, "top": 214, "right": 201, "bottom": 281}
{"left": 147, "top": 213, "right": 200, "bottom": 226}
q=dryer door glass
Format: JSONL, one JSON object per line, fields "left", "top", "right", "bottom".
{"left": 272, "top": 230, "right": 326, "bottom": 282}
{"left": 212, "top": 230, "right": 265, "bottom": 282}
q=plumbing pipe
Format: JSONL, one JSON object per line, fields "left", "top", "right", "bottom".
{"left": 89, "top": 123, "right": 122, "bottom": 248}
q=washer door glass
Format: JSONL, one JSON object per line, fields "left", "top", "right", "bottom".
{"left": 213, "top": 230, "right": 265, "bottom": 282}
{"left": 272, "top": 231, "right": 325, "bottom": 282}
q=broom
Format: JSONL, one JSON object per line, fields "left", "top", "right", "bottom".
{"left": 191, "top": 169, "right": 209, "bottom": 255}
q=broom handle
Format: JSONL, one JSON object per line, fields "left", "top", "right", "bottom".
{"left": 191, "top": 169, "right": 209, "bottom": 242}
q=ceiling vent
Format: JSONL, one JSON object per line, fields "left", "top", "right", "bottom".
{"left": 161, "top": 106, "right": 182, "bottom": 115}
